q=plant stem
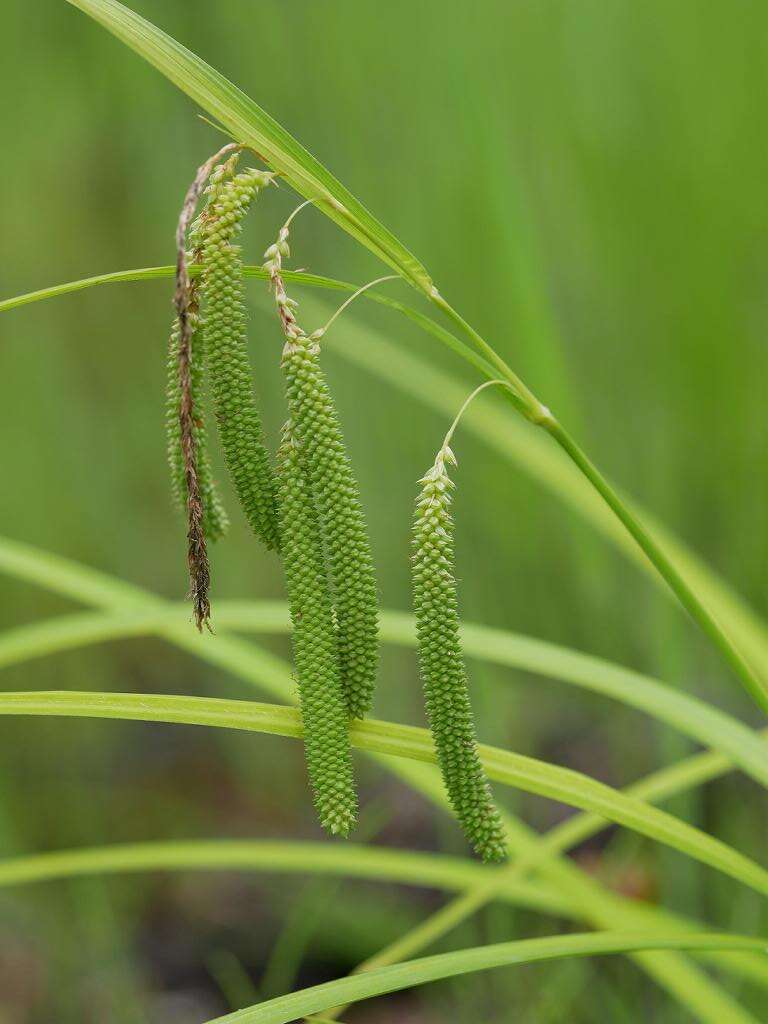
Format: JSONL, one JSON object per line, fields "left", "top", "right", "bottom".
{"left": 432, "top": 294, "right": 768, "bottom": 718}
{"left": 441, "top": 379, "right": 511, "bottom": 450}
{"left": 545, "top": 417, "right": 768, "bottom": 717}
{"left": 431, "top": 292, "right": 547, "bottom": 421}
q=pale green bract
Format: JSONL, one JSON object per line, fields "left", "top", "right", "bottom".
{"left": 412, "top": 446, "right": 507, "bottom": 862}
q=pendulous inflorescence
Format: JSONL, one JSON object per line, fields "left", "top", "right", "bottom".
{"left": 280, "top": 333, "right": 379, "bottom": 718}
{"left": 265, "top": 223, "right": 380, "bottom": 719}
{"left": 277, "top": 420, "right": 358, "bottom": 836}
{"left": 169, "top": 143, "right": 239, "bottom": 628}
{"left": 165, "top": 149, "right": 514, "bottom": 848}
{"left": 412, "top": 444, "right": 508, "bottom": 862}
{"left": 166, "top": 151, "right": 373, "bottom": 835}
{"left": 199, "top": 159, "right": 282, "bottom": 552}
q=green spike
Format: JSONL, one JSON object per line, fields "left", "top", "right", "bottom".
{"left": 281, "top": 333, "right": 379, "bottom": 718}
{"left": 277, "top": 420, "right": 358, "bottom": 837}
{"left": 411, "top": 446, "right": 507, "bottom": 862}
{"left": 200, "top": 164, "right": 281, "bottom": 551}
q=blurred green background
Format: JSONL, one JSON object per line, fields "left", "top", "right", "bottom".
{"left": 1, "top": 1, "right": 767, "bottom": 1020}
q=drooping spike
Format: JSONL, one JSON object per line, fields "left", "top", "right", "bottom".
{"left": 280, "top": 332, "right": 379, "bottom": 718}
{"left": 277, "top": 420, "right": 358, "bottom": 836}
{"left": 411, "top": 446, "right": 507, "bottom": 862}
{"left": 200, "top": 163, "right": 281, "bottom": 552}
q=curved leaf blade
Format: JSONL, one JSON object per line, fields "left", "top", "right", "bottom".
{"left": 64, "top": 0, "right": 432, "bottom": 293}
{"left": 0, "top": 838, "right": 567, "bottom": 915}
{"left": 0, "top": 689, "right": 767, "bottom": 899}
{"left": 0, "top": 265, "right": 495, "bottom": 379}
{"left": 201, "top": 932, "right": 768, "bottom": 1024}
{"left": 1, "top": 599, "right": 766, "bottom": 794}
{"left": 0, "top": 536, "right": 764, "bottom": 1012}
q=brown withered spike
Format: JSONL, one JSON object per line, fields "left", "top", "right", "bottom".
{"left": 173, "top": 142, "right": 240, "bottom": 630}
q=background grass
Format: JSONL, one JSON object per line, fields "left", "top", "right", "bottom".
{"left": 1, "top": 1, "right": 768, "bottom": 1020}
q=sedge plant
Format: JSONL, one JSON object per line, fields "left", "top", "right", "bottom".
{"left": 1, "top": 1, "right": 767, "bottom": 1020}
{"left": 65, "top": 0, "right": 768, "bottom": 723}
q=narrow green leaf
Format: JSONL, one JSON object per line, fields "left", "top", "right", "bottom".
{"left": 64, "top": 0, "right": 432, "bottom": 293}
{"left": 0, "top": 537, "right": 763, "bottom": 1008}
{"left": 1, "top": 600, "right": 766, "bottom": 794}
{"left": 0, "top": 265, "right": 497, "bottom": 388}
{"left": 0, "top": 689, "right": 767, "bottom": 899}
{"left": 0, "top": 839, "right": 566, "bottom": 915}
{"left": 201, "top": 932, "right": 768, "bottom": 1024}
{"left": 384, "top": 756, "right": 768, "bottom": 1009}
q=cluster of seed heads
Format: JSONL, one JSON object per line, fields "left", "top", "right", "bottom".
{"left": 167, "top": 149, "right": 507, "bottom": 855}
{"left": 412, "top": 445, "right": 508, "bottom": 862}
{"left": 167, "top": 153, "right": 375, "bottom": 837}
{"left": 168, "top": 143, "right": 240, "bottom": 629}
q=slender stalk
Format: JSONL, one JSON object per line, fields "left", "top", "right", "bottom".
{"left": 430, "top": 292, "right": 547, "bottom": 422}
{"left": 432, "top": 292, "right": 768, "bottom": 718}
{"left": 312, "top": 275, "right": 398, "bottom": 338}
{"left": 545, "top": 417, "right": 768, "bottom": 716}
{"left": 441, "top": 380, "right": 512, "bottom": 449}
